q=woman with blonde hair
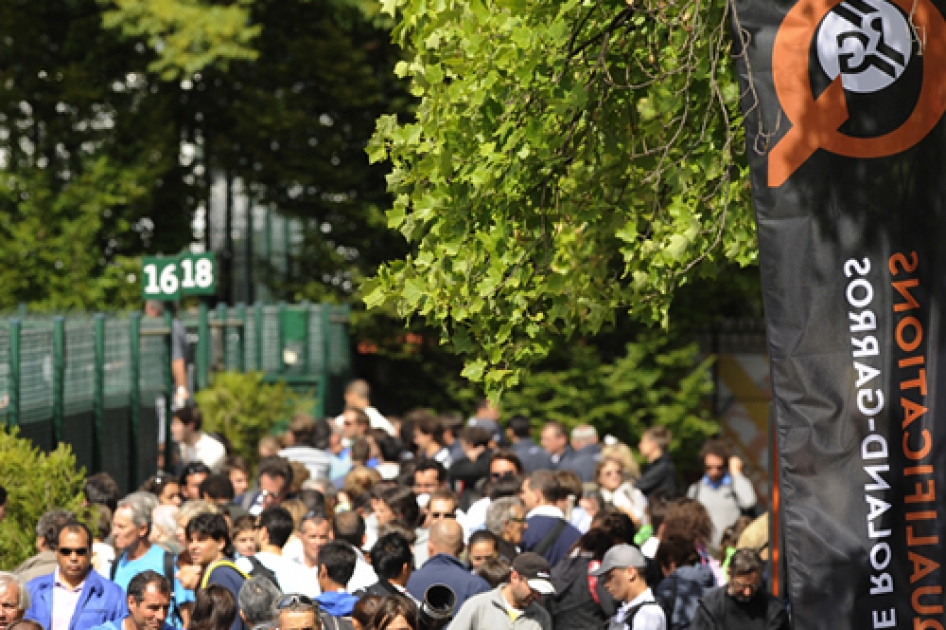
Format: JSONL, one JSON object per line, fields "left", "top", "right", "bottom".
{"left": 595, "top": 457, "right": 647, "bottom": 526}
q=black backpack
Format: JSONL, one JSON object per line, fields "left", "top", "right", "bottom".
{"left": 623, "top": 595, "right": 673, "bottom": 629}
{"left": 244, "top": 555, "right": 281, "bottom": 590}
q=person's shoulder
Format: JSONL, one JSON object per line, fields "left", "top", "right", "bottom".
{"left": 89, "top": 569, "right": 125, "bottom": 597}
{"left": 25, "top": 571, "right": 54, "bottom": 590}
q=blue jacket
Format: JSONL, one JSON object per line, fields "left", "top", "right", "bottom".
{"left": 26, "top": 570, "right": 127, "bottom": 630}
{"left": 521, "top": 515, "right": 581, "bottom": 567}
{"left": 406, "top": 554, "right": 490, "bottom": 612}
{"left": 316, "top": 591, "right": 359, "bottom": 617}
{"left": 511, "top": 438, "right": 553, "bottom": 473}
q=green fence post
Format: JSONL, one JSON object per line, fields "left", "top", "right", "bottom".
{"left": 216, "top": 303, "right": 228, "bottom": 372}
{"left": 317, "top": 304, "right": 331, "bottom": 419}
{"left": 162, "top": 310, "right": 173, "bottom": 472}
{"left": 197, "top": 301, "right": 210, "bottom": 390}
{"left": 52, "top": 317, "right": 65, "bottom": 446}
{"left": 278, "top": 302, "right": 286, "bottom": 375}
{"left": 255, "top": 302, "right": 264, "bottom": 371}
{"left": 301, "top": 301, "right": 311, "bottom": 374}
{"left": 237, "top": 304, "right": 246, "bottom": 373}
{"left": 8, "top": 320, "right": 20, "bottom": 428}
{"left": 92, "top": 314, "right": 105, "bottom": 473}
{"left": 129, "top": 313, "right": 142, "bottom": 488}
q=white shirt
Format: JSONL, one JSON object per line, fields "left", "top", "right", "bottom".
{"left": 237, "top": 551, "right": 316, "bottom": 597}
{"left": 335, "top": 406, "right": 396, "bottom": 435}
{"left": 613, "top": 588, "right": 666, "bottom": 630}
{"left": 347, "top": 549, "right": 378, "bottom": 593}
{"left": 526, "top": 505, "right": 565, "bottom": 520}
{"left": 181, "top": 432, "right": 226, "bottom": 472}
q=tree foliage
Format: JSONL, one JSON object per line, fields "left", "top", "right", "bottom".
{"left": 195, "top": 371, "right": 314, "bottom": 466}
{"left": 0, "top": 428, "right": 87, "bottom": 568}
{"left": 503, "top": 333, "right": 716, "bottom": 475}
{"left": 366, "top": 0, "right": 757, "bottom": 390}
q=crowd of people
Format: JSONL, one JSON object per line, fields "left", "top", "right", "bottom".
{"left": 0, "top": 379, "right": 789, "bottom": 630}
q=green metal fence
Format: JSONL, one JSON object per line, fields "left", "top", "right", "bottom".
{"left": 0, "top": 302, "right": 351, "bottom": 493}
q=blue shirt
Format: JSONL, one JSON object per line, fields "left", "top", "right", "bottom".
{"left": 90, "top": 619, "right": 176, "bottom": 630}
{"left": 112, "top": 545, "right": 194, "bottom": 628}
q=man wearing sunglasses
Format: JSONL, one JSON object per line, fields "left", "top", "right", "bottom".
{"left": 24, "top": 521, "right": 126, "bottom": 630}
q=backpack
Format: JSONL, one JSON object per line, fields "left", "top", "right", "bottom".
{"left": 319, "top": 612, "right": 355, "bottom": 630}
{"left": 200, "top": 557, "right": 281, "bottom": 590}
{"left": 112, "top": 549, "right": 183, "bottom": 626}
{"left": 623, "top": 599, "right": 671, "bottom": 630}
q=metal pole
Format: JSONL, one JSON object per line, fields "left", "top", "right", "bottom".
{"left": 318, "top": 304, "right": 331, "bottom": 419}
{"left": 8, "top": 319, "right": 20, "bottom": 428}
{"left": 129, "top": 313, "right": 142, "bottom": 489}
{"left": 301, "top": 301, "right": 311, "bottom": 374}
{"left": 52, "top": 317, "right": 65, "bottom": 446}
{"left": 255, "top": 302, "right": 264, "bottom": 371}
{"left": 197, "top": 301, "right": 210, "bottom": 390}
{"left": 161, "top": 310, "right": 173, "bottom": 472}
{"left": 216, "top": 303, "right": 228, "bottom": 372}
{"left": 237, "top": 304, "right": 247, "bottom": 373}
{"left": 92, "top": 314, "right": 105, "bottom": 473}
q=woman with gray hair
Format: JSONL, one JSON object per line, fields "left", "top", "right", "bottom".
{"left": 484, "top": 496, "right": 526, "bottom": 562}
{"left": 0, "top": 572, "right": 29, "bottom": 630}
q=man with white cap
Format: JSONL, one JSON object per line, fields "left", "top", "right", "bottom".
{"left": 590, "top": 544, "right": 666, "bottom": 630}
{"left": 449, "top": 552, "right": 555, "bottom": 630}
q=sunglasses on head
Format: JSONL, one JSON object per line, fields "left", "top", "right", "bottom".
{"left": 276, "top": 594, "right": 318, "bottom": 610}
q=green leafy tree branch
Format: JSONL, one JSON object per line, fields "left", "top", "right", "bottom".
{"left": 366, "top": 0, "right": 757, "bottom": 391}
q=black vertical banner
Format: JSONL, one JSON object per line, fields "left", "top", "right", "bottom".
{"left": 731, "top": 0, "right": 946, "bottom": 628}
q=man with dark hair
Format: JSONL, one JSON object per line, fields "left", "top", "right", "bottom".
{"left": 179, "top": 462, "right": 212, "bottom": 502}
{"left": 182, "top": 513, "right": 247, "bottom": 630}
{"left": 411, "top": 410, "right": 451, "bottom": 466}
{"left": 358, "top": 533, "right": 415, "bottom": 600}
{"left": 15, "top": 509, "right": 74, "bottom": 584}
{"left": 687, "top": 440, "right": 757, "bottom": 548}
{"left": 691, "top": 549, "right": 788, "bottom": 630}
{"left": 449, "top": 426, "right": 494, "bottom": 495}
{"left": 440, "top": 412, "right": 466, "bottom": 464}
{"left": 90, "top": 570, "right": 174, "bottom": 630}
{"left": 467, "top": 530, "right": 499, "bottom": 571}
{"left": 241, "top": 457, "right": 294, "bottom": 516}
{"left": 85, "top": 472, "right": 122, "bottom": 513}
{"left": 238, "top": 508, "right": 310, "bottom": 596}
{"left": 540, "top": 422, "right": 578, "bottom": 470}
{"left": 506, "top": 416, "right": 552, "bottom": 473}
{"left": 171, "top": 405, "right": 226, "bottom": 472}
{"left": 280, "top": 414, "right": 331, "bottom": 481}
{"left": 314, "top": 543, "right": 358, "bottom": 618}
{"left": 24, "top": 521, "right": 126, "bottom": 629}
{"left": 411, "top": 460, "right": 448, "bottom": 497}
{"left": 519, "top": 470, "right": 581, "bottom": 566}
{"left": 329, "top": 512, "right": 376, "bottom": 593}
{"left": 636, "top": 427, "right": 677, "bottom": 499}
{"left": 200, "top": 474, "right": 248, "bottom": 521}
{"left": 238, "top": 576, "right": 283, "bottom": 630}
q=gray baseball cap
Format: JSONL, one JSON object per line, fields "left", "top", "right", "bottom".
{"left": 589, "top": 544, "right": 647, "bottom": 576}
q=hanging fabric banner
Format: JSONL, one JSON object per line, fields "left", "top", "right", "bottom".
{"left": 731, "top": 0, "right": 946, "bottom": 627}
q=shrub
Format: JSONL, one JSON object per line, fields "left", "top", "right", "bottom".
{"left": 194, "top": 371, "right": 315, "bottom": 467}
{"left": 0, "top": 428, "right": 87, "bottom": 567}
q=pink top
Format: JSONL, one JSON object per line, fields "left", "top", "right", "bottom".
{"left": 52, "top": 570, "right": 86, "bottom": 630}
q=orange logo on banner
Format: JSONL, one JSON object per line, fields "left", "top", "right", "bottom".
{"left": 768, "top": 0, "right": 946, "bottom": 187}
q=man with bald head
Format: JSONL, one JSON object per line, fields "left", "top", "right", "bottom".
{"left": 406, "top": 519, "right": 490, "bottom": 611}
{"left": 0, "top": 573, "right": 28, "bottom": 630}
